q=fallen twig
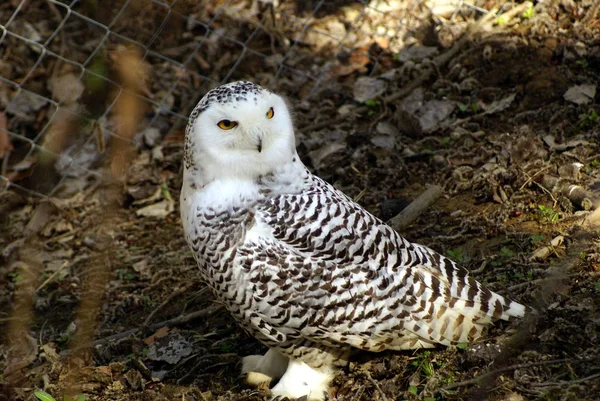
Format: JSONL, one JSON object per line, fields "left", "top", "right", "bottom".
{"left": 36, "top": 260, "right": 69, "bottom": 292}
{"left": 142, "top": 282, "right": 194, "bottom": 327}
{"left": 439, "top": 357, "right": 595, "bottom": 392}
{"left": 362, "top": 370, "right": 389, "bottom": 401}
{"left": 531, "top": 371, "right": 600, "bottom": 388}
{"left": 388, "top": 185, "right": 443, "bottom": 231}
{"left": 538, "top": 174, "right": 600, "bottom": 211}
{"left": 92, "top": 303, "right": 223, "bottom": 347}
{"left": 176, "top": 353, "right": 239, "bottom": 385}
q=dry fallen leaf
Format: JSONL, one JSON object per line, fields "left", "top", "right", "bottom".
{"left": 143, "top": 326, "right": 170, "bottom": 345}
{"left": 135, "top": 199, "right": 175, "bottom": 218}
{"left": 564, "top": 84, "right": 596, "bottom": 105}
{"left": 530, "top": 235, "right": 565, "bottom": 261}
{"left": 0, "top": 112, "right": 13, "bottom": 158}
{"left": 483, "top": 93, "right": 516, "bottom": 115}
{"left": 48, "top": 73, "right": 85, "bottom": 104}
{"left": 352, "top": 76, "right": 387, "bottom": 103}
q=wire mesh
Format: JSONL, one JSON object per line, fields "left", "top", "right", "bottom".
{"left": 0, "top": 0, "right": 417, "bottom": 199}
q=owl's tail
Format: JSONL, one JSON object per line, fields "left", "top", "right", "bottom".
{"left": 400, "top": 255, "right": 533, "bottom": 347}
{"left": 501, "top": 298, "right": 529, "bottom": 319}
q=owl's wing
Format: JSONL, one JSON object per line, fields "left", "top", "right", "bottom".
{"left": 235, "top": 176, "right": 526, "bottom": 351}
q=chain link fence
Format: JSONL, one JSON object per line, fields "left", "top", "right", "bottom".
{"left": 0, "top": 0, "right": 428, "bottom": 199}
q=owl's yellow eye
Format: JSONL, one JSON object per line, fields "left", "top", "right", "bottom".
{"left": 266, "top": 107, "right": 274, "bottom": 119}
{"left": 217, "top": 120, "right": 238, "bottom": 130}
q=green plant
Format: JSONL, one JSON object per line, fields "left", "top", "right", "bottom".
{"left": 576, "top": 59, "right": 589, "bottom": 69}
{"left": 496, "top": 272, "right": 509, "bottom": 284}
{"left": 457, "top": 102, "right": 478, "bottom": 113}
{"left": 141, "top": 295, "right": 156, "bottom": 306}
{"left": 58, "top": 333, "right": 72, "bottom": 345}
{"left": 34, "top": 392, "right": 56, "bottom": 401}
{"left": 537, "top": 205, "right": 559, "bottom": 223}
{"left": 8, "top": 272, "right": 23, "bottom": 284}
{"left": 589, "top": 159, "right": 600, "bottom": 169}
{"left": 65, "top": 396, "right": 86, "bottom": 401}
{"left": 489, "top": 257, "right": 503, "bottom": 268}
{"left": 410, "top": 350, "right": 442, "bottom": 378}
{"left": 522, "top": 5, "right": 535, "bottom": 19}
{"left": 116, "top": 269, "right": 137, "bottom": 281}
{"left": 439, "top": 136, "right": 451, "bottom": 146}
{"left": 219, "top": 339, "right": 238, "bottom": 353}
{"left": 364, "top": 99, "right": 380, "bottom": 116}
{"left": 447, "top": 248, "right": 466, "bottom": 262}
{"left": 161, "top": 180, "right": 173, "bottom": 201}
{"left": 499, "top": 247, "right": 514, "bottom": 258}
{"left": 530, "top": 234, "right": 545, "bottom": 247}
{"left": 579, "top": 109, "right": 599, "bottom": 128}
{"left": 34, "top": 391, "right": 86, "bottom": 401}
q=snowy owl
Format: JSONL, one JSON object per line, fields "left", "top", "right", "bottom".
{"left": 180, "top": 81, "right": 527, "bottom": 400}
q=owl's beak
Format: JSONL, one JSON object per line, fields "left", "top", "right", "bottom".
{"left": 248, "top": 126, "right": 263, "bottom": 152}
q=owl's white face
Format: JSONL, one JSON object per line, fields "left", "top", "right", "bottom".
{"left": 186, "top": 81, "right": 296, "bottom": 181}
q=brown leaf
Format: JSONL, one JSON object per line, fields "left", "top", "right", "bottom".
{"left": 143, "top": 326, "right": 170, "bottom": 345}
{"left": 0, "top": 112, "right": 13, "bottom": 158}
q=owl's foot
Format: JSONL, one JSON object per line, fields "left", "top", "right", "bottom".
{"left": 242, "top": 348, "right": 289, "bottom": 388}
{"left": 270, "top": 360, "right": 332, "bottom": 401}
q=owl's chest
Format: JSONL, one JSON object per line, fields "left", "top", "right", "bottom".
{"left": 185, "top": 202, "right": 255, "bottom": 260}
{"left": 182, "top": 179, "right": 265, "bottom": 267}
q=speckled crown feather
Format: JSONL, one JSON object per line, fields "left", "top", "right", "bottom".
{"left": 188, "top": 81, "right": 266, "bottom": 125}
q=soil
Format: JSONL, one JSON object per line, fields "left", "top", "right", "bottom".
{"left": 1, "top": 1, "right": 600, "bottom": 401}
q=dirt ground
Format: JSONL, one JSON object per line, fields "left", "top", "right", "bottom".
{"left": 1, "top": 1, "right": 600, "bottom": 400}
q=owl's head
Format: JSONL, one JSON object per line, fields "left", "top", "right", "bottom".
{"left": 184, "top": 81, "right": 296, "bottom": 180}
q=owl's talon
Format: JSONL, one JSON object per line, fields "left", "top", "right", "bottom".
{"left": 270, "top": 360, "right": 332, "bottom": 401}
{"left": 242, "top": 349, "right": 289, "bottom": 388}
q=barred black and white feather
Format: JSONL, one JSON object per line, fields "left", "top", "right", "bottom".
{"left": 180, "top": 81, "right": 528, "bottom": 400}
